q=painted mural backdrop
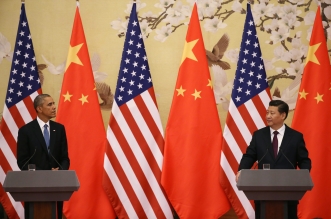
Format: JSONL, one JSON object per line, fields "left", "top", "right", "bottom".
{"left": 0, "top": 0, "right": 330, "bottom": 218}
{"left": 0, "top": 0, "right": 330, "bottom": 127}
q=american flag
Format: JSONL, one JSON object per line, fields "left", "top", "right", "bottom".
{"left": 0, "top": 3, "right": 41, "bottom": 219}
{"left": 102, "top": 3, "right": 173, "bottom": 219}
{"left": 219, "top": 4, "right": 271, "bottom": 219}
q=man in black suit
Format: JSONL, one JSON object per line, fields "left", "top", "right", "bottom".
{"left": 236, "top": 100, "right": 311, "bottom": 219}
{"left": 17, "top": 94, "right": 70, "bottom": 219}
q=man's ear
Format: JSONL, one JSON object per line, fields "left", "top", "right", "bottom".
{"left": 36, "top": 106, "right": 42, "bottom": 113}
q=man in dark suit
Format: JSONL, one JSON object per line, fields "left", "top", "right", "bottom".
{"left": 236, "top": 100, "right": 311, "bottom": 219}
{"left": 17, "top": 94, "right": 70, "bottom": 219}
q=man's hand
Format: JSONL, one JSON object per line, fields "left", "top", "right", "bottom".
{"left": 236, "top": 171, "right": 241, "bottom": 183}
{"left": 52, "top": 167, "right": 59, "bottom": 171}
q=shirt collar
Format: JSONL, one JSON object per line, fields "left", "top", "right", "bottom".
{"left": 270, "top": 124, "right": 285, "bottom": 136}
{"left": 36, "top": 116, "right": 50, "bottom": 130}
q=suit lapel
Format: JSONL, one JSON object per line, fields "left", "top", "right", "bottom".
{"left": 49, "top": 120, "right": 57, "bottom": 154}
{"left": 31, "top": 119, "right": 49, "bottom": 154}
{"left": 261, "top": 127, "right": 275, "bottom": 159}
{"left": 275, "top": 125, "right": 291, "bottom": 161}
{"left": 279, "top": 125, "right": 291, "bottom": 152}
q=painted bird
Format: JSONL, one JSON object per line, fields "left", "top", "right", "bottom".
{"left": 206, "top": 33, "right": 231, "bottom": 70}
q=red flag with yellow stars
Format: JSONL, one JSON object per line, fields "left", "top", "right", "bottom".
{"left": 161, "top": 3, "right": 230, "bottom": 218}
{"left": 292, "top": 6, "right": 331, "bottom": 218}
{"left": 56, "top": 5, "right": 116, "bottom": 219}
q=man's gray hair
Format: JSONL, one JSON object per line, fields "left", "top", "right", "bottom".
{"left": 33, "top": 94, "right": 51, "bottom": 111}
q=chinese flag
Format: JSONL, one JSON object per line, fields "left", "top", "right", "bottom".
{"left": 56, "top": 6, "right": 116, "bottom": 219}
{"left": 161, "top": 3, "right": 230, "bottom": 218}
{"left": 292, "top": 6, "right": 331, "bottom": 218}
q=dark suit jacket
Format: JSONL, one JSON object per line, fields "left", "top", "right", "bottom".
{"left": 17, "top": 119, "right": 70, "bottom": 170}
{"left": 238, "top": 125, "right": 311, "bottom": 171}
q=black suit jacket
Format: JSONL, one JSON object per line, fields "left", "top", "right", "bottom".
{"left": 17, "top": 119, "right": 70, "bottom": 170}
{"left": 239, "top": 125, "right": 311, "bottom": 170}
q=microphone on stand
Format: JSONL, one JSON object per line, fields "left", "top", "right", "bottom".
{"left": 237, "top": 147, "right": 269, "bottom": 183}
{"left": 21, "top": 148, "right": 37, "bottom": 170}
{"left": 279, "top": 147, "right": 295, "bottom": 169}
{"left": 252, "top": 148, "right": 269, "bottom": 169}
{"left": 49, "top": 152, "right": 63, "bottom": 170}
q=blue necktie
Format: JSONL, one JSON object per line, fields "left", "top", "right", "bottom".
{"left": 44, "top": 124, "right": 50, "bottom": 151}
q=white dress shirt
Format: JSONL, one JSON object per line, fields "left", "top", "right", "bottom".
{"left": 270, "top": 124, "right": 285, "bottom": 154}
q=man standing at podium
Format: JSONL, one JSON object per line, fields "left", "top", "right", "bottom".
{"left": 17, "top": 94, "right": 70, "bottom": 219}
{"left": 236, "top": 100, "right": 311, "bottom": 219}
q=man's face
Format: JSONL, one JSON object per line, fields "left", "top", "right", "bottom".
{"left": 266, "top": 106, "right": 285, "bottom": 130}
{"left": 37, "top": 97, "right": 56, "bottom": 120}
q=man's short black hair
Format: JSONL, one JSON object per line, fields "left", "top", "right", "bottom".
{"left": 33, "top": 94, "right": 51, "bottom": 111}
{"left": 269, "top": 100, "right": 289, "bottom": 119}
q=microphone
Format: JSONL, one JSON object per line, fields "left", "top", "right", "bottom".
{"left": 49, "top": 152, "right": 63, "bottom": 170}
{"left": 21, "top": 148, "right": 37, "bottom": 170}
{"left": 252, "top": 148, "right": 269, "bottom": 169}
{"left": 279, "top": 147, "right": 295, "bottom": 169}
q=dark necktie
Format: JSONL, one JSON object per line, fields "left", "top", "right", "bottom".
{"left": 273, "top": 131, "right": 279, "bottom": 158}
{"left": 44, "top": 124, "right": 50, "bottom": 151}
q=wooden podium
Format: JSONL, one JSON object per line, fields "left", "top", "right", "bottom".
{"left": 3, "top": 170, "right": 80, "bottom": 219}
{"left": 237, "top": 169, "right": 313, "bottom": 219}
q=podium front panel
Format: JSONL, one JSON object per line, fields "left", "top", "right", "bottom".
{"left": 3, "top": 170, "right": 80, "bottom": 202}
{"left": 237, "top": 169, "right": 313, "bottom": 200}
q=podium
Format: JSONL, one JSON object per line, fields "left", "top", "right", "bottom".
{"left": 237, "top": 169, "right": 313, "bottom": 219}
{"left": 3, "top": 170, "right": 80, "bottom": 219}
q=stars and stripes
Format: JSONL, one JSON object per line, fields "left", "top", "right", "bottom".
{"left": 219, "top": 4, "right": 271, "bottom": 219}
{"left": 103, "top": 3, "right": 172, "bottom": 219}
{"left": 0, "top": 3, "right": 41, "bottom": 219}
{"left": 230, "top": 22, "right": 268, "bottom": 107}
